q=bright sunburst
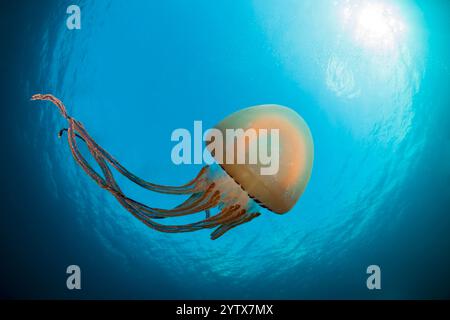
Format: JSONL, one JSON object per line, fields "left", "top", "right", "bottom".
{"left": 341, "top": 1, "right": 406, "bottom": 51}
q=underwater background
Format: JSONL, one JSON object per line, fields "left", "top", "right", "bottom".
{"left": 1, "top": 0, "right": 449, "bottom": 299}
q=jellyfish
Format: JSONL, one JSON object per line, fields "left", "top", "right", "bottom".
{"left": 31, "top": 94, "right": 314, "bottom": 239}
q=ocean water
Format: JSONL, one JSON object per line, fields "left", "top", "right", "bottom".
{"left": 1, "top": 0, "right": 449, "bottom": 299}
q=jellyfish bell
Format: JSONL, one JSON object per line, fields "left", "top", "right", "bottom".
{"left": 206, "top": 104, "right": 314, "bottom": 214}
{"left": 31, "top": 94, "right": 314, "bottom": 240}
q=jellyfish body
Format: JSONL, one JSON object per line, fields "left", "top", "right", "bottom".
{"left": 208, "top": 104, "right": 314, "bottom": 214}
{"left": 31, "top": 94, "right": 313, "bottom": 239}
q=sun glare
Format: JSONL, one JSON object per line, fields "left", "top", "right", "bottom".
{"left": 341, "top": 2, "right": 406, "bottom": 51}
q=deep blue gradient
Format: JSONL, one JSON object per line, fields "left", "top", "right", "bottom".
{"left": 1, "top": 0, "right": 449, "bottom": 299}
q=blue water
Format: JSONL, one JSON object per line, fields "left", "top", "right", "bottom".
{"left": 1, "top": 0, "right": 449, "bottom": 299}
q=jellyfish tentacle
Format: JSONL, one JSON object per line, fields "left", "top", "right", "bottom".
{"left": 132, "top": 204, "right": 242, "bottom": 235}
{"left": 172, "top": 193, "right": 204, "bottom": 210}
{"left": 155, "top": 185, "right": 216, "bottom": 212}
{"left": 66, "top": 126, "right": 108, "bottom": 189}
{"left": 210, "top": 211, "right": 261, "bottom": 240}
{"left": 71, "top": 127, "right": 245, "bottom": 239}
{"left": 151, "top": 188, "right": 218, "bottom": 215}
{"left": 70, "top": 126, "right": 222, "bottom": 230}
{"left": 97, "top": 154, "right": 252, "bottom": 240}
{"left": 31, "top": 94, "right": 69, "bottom": 118}
{"left": 32, "top": 94, "right": 213, "bottom": 215}
{"left": 32, "top": 93, "right": 259, "bottom": 240}
{"left": 67, "top": 123, "right": 223, "bottom": 230}
{"left": 32, "top": 93, "right": 207, "bottom": 194}
{"left": 133, "top": 190, "right": 220, "bottom": 219}
{"left": 72, "top": 124, "right": 220, "bottom": 220}
{"left": 153, "top": 206, "right": 240, "bottom": 233}
{"left": 207, "top": 205, "right": 241, "bottom": 224}
{"left": 59, "top": 128, "right": 86, "bottom": 141}
{"left": 72, "top": 119, "right": 207, "bottom": 194}
{"left": 120, "top": 186, "right": 220, "bottom": 220}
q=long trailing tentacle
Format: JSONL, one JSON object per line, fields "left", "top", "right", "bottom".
{"left": 31, "top": 93, "right": 259, "bottom": 239}
{"left": 76, "top": 118, "right": 208, "bottom": 194}
{"left": 32, "top": 94, "right": 206, "bottom": 194}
